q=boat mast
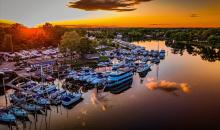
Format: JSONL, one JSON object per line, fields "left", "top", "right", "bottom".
{"left": 3, "top": 74, "right": 8, "bottom": 107}
{"left": 157, "top": 41, "right": 159, "bottom": 51}
{"left": 41, "top": 65, "right": 44, "bottom": 84}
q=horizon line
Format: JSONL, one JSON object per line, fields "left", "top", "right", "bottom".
{"left": 1, "top": 19, "right": 220, "bottom": 29}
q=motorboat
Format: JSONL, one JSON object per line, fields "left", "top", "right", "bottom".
{"left": 32, "top": 84, "right": 56, "bottom": 95}
{"left": 90, "top": 73, "right": 106, "bottom": 86}
{"left": 36, "top": 97, "right": 50, "bottom": 106}
{"left": 0, "top": 112, "right": 16, "bottom": 123}
{"left": 137, "top": 64, "right": 151, "bottom": 74}
{"left": 21, "top": 104, "right": 43, "bottom": 112}
{"left": 9, "top": 107, "right": 28, "bottom": 118}
{"left": 9, "top": 92, "right": 27, "bottom": 103}
{"left": 62, "top": 93, "right": 82, "bottom": 107}
{"left": 106, "top": 69, "right": 133, "bottom": 88}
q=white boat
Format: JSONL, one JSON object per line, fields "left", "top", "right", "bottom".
{"left": 160, "top": 50, "right": 166, "bottom": 53}
{"left": 62, "top": 93, "right": 82, "bottom": 107}
{"left": 9, "top": 107, "right": 28, "bottom": 118}
{"left": 22, "top": 104, "right": 43, "bottom": 112}
{"left": 33, "top": 85, "right": 56, "bottom": 95}
{"left": 142, "top": 57, "right": 149, "bottom": 62}
{"left": 137, "top": 64, "right": 151, "bottom": 73}
{"left": 90, "top": 74, "right": 106, "bottom": 86}
{"left": 106, "top": 69, "right": 133, "bottom": 88}
{"left": 152, "top": 57, "right": 160, "bottom": 64}
{"left": 112, "top": 62, "right": 124, "bottom": 70}
{"left": 86, "top": 74, "right": 98, "bottom": 83}
{"left": 0, "top": 112, "right": 16, "bottom": 123}
{"left": 159, "top": 51, "right": 165, "bottom": 59}
{"left": 9, "top": 93, "right": 26, "bottom": 103}
{"left": 50, "top": 89, "right": 66, "bottom": 99}
{"left": 36, "top": 97, "right": 50, "bottom": 106}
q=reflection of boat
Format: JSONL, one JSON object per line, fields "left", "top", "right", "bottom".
{"left": 138, "top": 69, "right": 151, "bottom": 78}
{"left": 106, "top": 69, "right": 133, "bottom": 88}
{"left": 112, "top": 63, "right": 123, "bottom": 70}
{"left": 110, "top": 79, "right": 132, "bottom": 94}
{"left": 62, "top": 93, "right": 82, "bottom": 107}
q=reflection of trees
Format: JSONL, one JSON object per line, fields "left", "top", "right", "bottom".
{"left": 165, "top": 42, "right": 220, "bottom": 62}
{"left": 165, "top": 42, "right": 185, "bottom": 55}
{"left": 199, "top": 46, "right": 220, "bottom": 62}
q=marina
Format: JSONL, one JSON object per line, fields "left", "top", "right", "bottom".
{"left": 0, "top": 40, "right": 220, "bottom": 129}
{"left": 1, "top": 0, "right": 220, "bottom": 129}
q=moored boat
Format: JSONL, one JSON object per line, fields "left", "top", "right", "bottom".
{"left": 21, "top": 104, "right": 43, "bottom": 112}
{"left": 106, "top": 69, "right": 133, "bottom": 88}
{"left": 9, "top": 107, "right": 28, "bottom": 118}
{"left": 0, "top": 112, "right": 16, "bottom": 123}
{"left": 137, "top": 64, "right": 151, "bottom": 74}
{"left": 36, "top": 97, "right": 50, "bottom": 106}
{"left": 62, "top": 93, "right": 82, "bottom": 107}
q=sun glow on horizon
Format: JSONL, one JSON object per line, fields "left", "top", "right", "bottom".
{"left": 1, "top": 0, "right": 220, "bottom": 27}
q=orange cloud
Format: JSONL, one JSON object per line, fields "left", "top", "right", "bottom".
{"left": 146, "top": 79, "right": 191, "bottom": 94}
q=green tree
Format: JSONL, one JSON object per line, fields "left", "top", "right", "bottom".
{"left": 60, "top": 31, "right": 81, "bottom": 61}
{"left": 79, "top": 37, "right": 96, "bottom": 57}
{"left": 1, "top": 34, "right": 13, "bottom": 52}
{"left": 208, "top": 35, "right": 220, "bottom": 44}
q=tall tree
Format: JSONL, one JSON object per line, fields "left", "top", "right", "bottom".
{"left": 60, "top": 31, "right": 81, "bottom": 61}
{"left": 1, "top": 34, "right": 13, "bottom": 52}
{"left": 79, "top": 37, "right": 96, "bottom": 56}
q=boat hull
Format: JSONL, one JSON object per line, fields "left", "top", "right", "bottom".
{"left": 106, "top": 76, "right": 133, "bottom": 88}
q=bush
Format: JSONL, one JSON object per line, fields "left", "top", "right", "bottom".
{"left": 208, "top": 35, "right": 220, "bottom": 44}
{"left": 99, "top": 56, "right": 109, "bottom": 62}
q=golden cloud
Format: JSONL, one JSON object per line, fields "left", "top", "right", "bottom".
{"left": 146, "top": 79, "right": 191, "bottom": 94}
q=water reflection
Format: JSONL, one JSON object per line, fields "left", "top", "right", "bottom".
{"left": 166, "top": 42, "right": 220, "bottom": 62}
{"left": 1, "top": 40, "right": 220, "bottom": 129}
{"left": 91, "top": 89, "right": 110, "bottom": 112}
{"left": 146, "top": 78, "right": 191, "bottom": 96}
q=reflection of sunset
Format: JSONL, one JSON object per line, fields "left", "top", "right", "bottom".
{"left": 91, "top": 90, "right": 109, "bottom": 111}
{"left": 146, "top": 79, "right": 191, "bottom": 94}
{"left": 179, "top": 83, "right": 191, "bottom": 93}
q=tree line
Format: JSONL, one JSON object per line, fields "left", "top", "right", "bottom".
{"left": 0, "top": 23, "right": 87, "bottom": 52}
{"left": 1, "top": 23, "right": 220, "bottom": 52}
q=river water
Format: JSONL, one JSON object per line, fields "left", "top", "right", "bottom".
{"left": 1, "top": 40, "right": 220, "bottom": 130}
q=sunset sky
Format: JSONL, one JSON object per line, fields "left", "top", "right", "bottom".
{"left": 0, "top": 0, "right": 220, "bottom": 27}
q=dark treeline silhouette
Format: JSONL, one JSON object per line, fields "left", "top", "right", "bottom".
{"left": 0, "top": 23, "right": 220, "bottom": 52}
{"left": 0, "top": 23, "right": 87, "bottom": 52}
{"left": 86, "top": 28, "right": 220, "bottom": 44}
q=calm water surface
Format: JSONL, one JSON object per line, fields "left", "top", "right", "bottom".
{"left": 1, "top": 40, "right": 220, "bottom": 130}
